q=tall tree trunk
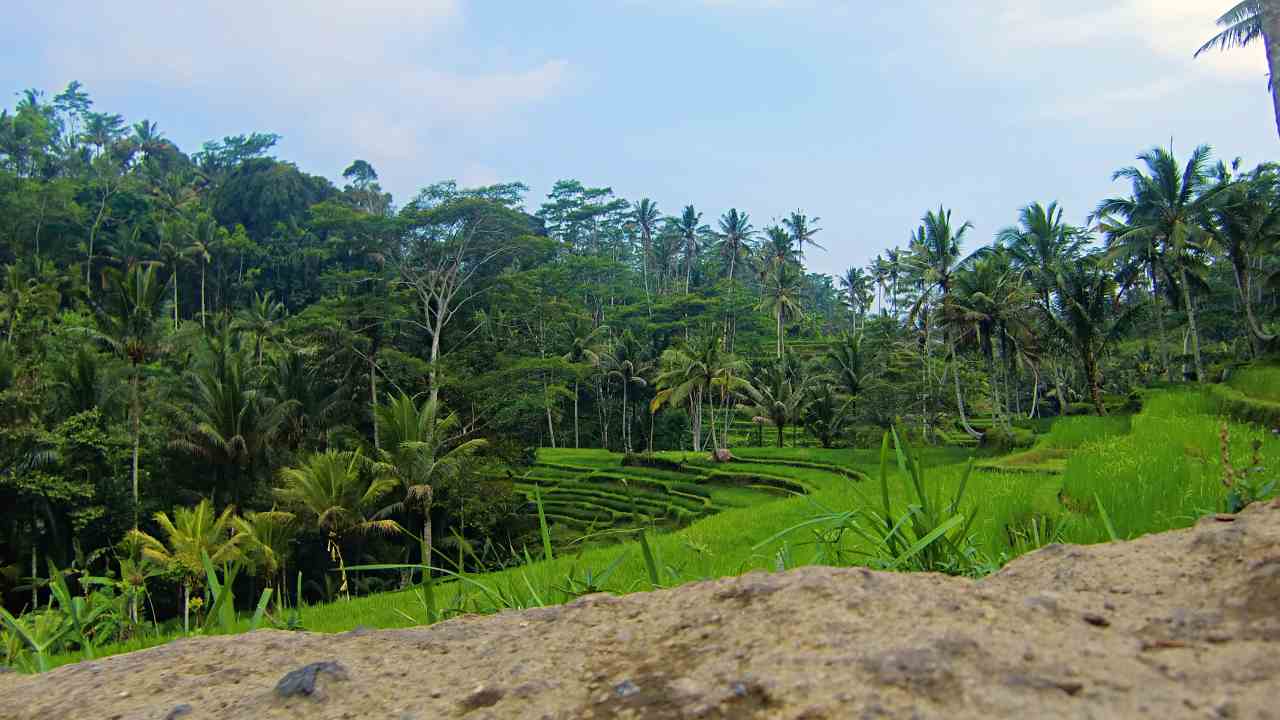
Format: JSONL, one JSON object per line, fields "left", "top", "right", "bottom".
{"left": 173, "top": 268, "right": 179, "bottom": 331}
{"left": 1085, "top": 354, "right": 1107, "bottom": 416}
{"left": 776, "top": 307, "right": 784, "bottom": 358}
{"left": 545, "top": 384, "right": 557, "bottom": 449}
{"left": 1150, "top": 264, "right": 1170, "bottom": 380}
{"left": 131, "top": 372, "right": 141, "bottom": 527}
{"left": 573, "top": 381, "right": 580, "bottom": 449}
{"left": 1179, "top": 265, "right": 1204, "bottom": 383}
{"left": 370, "top": 354, "right": 380, "bottom": 453}
{"left": 1234, "top": 260, "right": 1276, "bottom": 349}
{"left": 183, "top": 582, "right": 190, "bottom": 634}
{"left": 1264, "top": 11, "right": 1280, "bottom": 141}
{"left": 199, "top": 262, "right": 207, "bottom": 329}
{"left": 951, "top": 345, "right": 983, "bottom": 440}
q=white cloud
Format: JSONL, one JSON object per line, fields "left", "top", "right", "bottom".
{"left": 978, "top": 0, "right": 1261, "bottom": 80}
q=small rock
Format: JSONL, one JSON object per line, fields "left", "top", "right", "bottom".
{"left": 614, "top": 679, "right": 640, "bottom": 698}
{"left": 164, "top": 704, "right": 193, "bottom": 720}
{"left": 459, "top": 684, "right": 504, "bottom": 710}
{"left": 1214, "top": 514, "right": 1237, "bottom": 522}
{"left": 274, "top": 661, "right": 350, "bottom": 699}
{"left": 1083, "top": 613, "right": 1111, "bottom": 627}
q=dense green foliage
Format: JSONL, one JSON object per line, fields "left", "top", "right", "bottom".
{"left": 1, "top": 74, "right": 1278, "bottom": 672}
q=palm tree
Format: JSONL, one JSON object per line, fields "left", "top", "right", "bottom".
{"left": 633, "top": 199, "right": 660, "bottom": 301}
{"left": 758, "top": 260, "right": 805, "bottom": 358}
{"left": 125, "top": 499, "right": 241, "bottom": 632}
{"left": 742, "top": 362, "right": 809, "bottom": 448}
{"left": 838, "top": 267, "right": 873, "bottom": 327}
{"left": 997, "top": 201, "right": 1088, "bottom": 309}
{"left": 185, "top": 214, "right": 218, "bottom": 328}
{"left": 150, "top": 219, "right": 186, "bottom": 331}
{"left": 717, "top": 209, "right": 755, "bottom": 349}
{"left": 91, "top": 262, "right": 169, "bottom": 524}
{"left": 234, "top": 290, "right": 286, "bottom": 365}
{"left": 675, "top": 205, "right": 708, "bottom": 294}
{"left": 375, "top": 394, "right": 487, "bottom": 574}
{"left": 1046, "top": 258, "right": 1141, "bottom": 415}
{"left": 884, "top": 246, "right": 904, "bottom": 318}
{"left": 909, "top": 207, "right": 973, "bottom": 321}
{"left": 1095, "top": 145, "right": 1217, "bottom": 382}
{"left": 171, "top": 329, "right": 295, "bottom": 506}
{"left": 783, "top": 211, "right": 824, "bottom": 264}
{"left": 275, "top": 450, "right": 397, "bottom": 597}
{"left": 947, "top": 251, "right": 1033, "bottom": 430}
{"left": 562, "top": 317, "right": 608, "bottom": 449}
{"left": 602, "top": 331, "right": 650, "bottom": 453}
{"left": 824, "top": 331, "right": 869, "bottom": 410}
{"left": 233, "top": 510, "right": 297, "bottom": 606}
{"left": 652, "top": 334, "right": 738, "bottom": 452}
{"left": 906, "top": 207, "right": 973, "bottom": 438}
{"left": 1204, "top": 161, "right": 1280, "bottom": 351}
{"left": 1197, "top": 2, "right": 1280, "bottom": 139}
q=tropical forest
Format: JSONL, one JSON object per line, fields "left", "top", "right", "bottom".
{"left": 0, "top": 2, "right": 1278, "bottom": 699}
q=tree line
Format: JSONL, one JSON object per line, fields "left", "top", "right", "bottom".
{"left": 1, "top": 82, "right": 1276, "bottom": 624}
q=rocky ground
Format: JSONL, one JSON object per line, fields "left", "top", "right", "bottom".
{"left": 3, "top": 500, "right": 1279, "bottom": 720}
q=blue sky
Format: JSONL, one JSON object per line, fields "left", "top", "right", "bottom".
{"left": 2, "top": 0, "right": 1273, "bottom": 275}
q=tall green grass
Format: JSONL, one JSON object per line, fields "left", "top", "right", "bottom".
{"left": 1228, "top": 364, "right": 1280, "bottom": 402}
{"left": 1039, "top": 414, "right": 1133, "bottom": 449}
{"left": 1059, "top": 389, "right": 1280, "bottom": 543}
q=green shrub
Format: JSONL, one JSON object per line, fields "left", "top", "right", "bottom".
{"left": 621, "top": 453, "right": 687, "bottom": 472}
{"left": 979, "top": 426, "right": 1035, "bottom": 451}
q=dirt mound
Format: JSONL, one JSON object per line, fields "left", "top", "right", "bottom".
{"left": 4, "top": 501, "right": 1280, "bottom": 720}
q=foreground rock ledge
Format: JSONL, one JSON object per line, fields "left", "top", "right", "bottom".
{"left": 3, "top": 503, "right": 1280, "bottom": 720}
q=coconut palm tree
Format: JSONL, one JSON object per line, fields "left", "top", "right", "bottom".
{"left": 233, "top": 510, "right": 297, "bottom": 606}
{"left": 1203, "top": 160, "right": 1280, "bottom": 352}
{"left": 602, "top": 331, "right": 650, "bottom": 454}
{"left": 374, "top": 394, "right": 488, "bottom": 572}
{"left": 783, "top": 211, "right": 824, "bottom": 264}
{"left": 184, "top": 213, "right": 218, "bottom": 328}
{"left": 675, "top": 205, "right": 708, "bottom": 294}
{"left": 758, "top": 260, "right": 805, "bottom": 358}
{"left": 652, "top": 334, "right": 737, "bottom": 452}
{"left": 742, "top": 361, "right": 809, "bottom": 448}
{"left": 908, "top": 207, "right": 973, "bottom": 323}
{"left": 824, "top": 331, "right": 869, "bottom": 410}
{"left": 1095, "top": 145, "right": 1218, "bottom": 382}
{"left": 996, "top": 201, "right": 1088, "bottom": 308}
{"left": 275, "top": 450, "right": 397, "bottom": 597}
{"left": 839, "top": 266, "right": 873, "bottom": 327}
{"left": 716, "top": 209, "right": 755, "bottom": 348}
{"left": 562, "top": 316, "right": 608, "bottom": 449}
{"left": 1197, "top": 2, "right": 1280, "bottom": 139}
{"left": 91, "top": 262, "right": 169, "bottom": 524}
{"left": 233, "top": 290, "right": 286, "bottom": 365}
{"left": 947, "top": 251, "right": 1033, "bottom": 429}
{"left": 1045, "top": 258, "right": 1141, "bottom": 415}
{"left": 125, "top": 499, "right": 241, "bottom": 632}
{"left": 150, "top": 219, "right": 187, "bottom": 331}
{"left": 171, "top": 329, "right": 295, "bottom": 506}
{"left": 633, "top": 199, "right": 660, "bottom": 301}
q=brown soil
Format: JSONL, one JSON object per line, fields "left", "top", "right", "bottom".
{"left": 3, "top": 500, "right": 1280, "bottom": 720}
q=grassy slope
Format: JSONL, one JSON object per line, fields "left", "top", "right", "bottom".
{"left": 40, "top": 385, "right": 1280, "bottom": 670}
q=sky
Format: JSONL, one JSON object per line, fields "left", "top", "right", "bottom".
{"left": 1, "top": 0, "right": 1274, "bottom": 276}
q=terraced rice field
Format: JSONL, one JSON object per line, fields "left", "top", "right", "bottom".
{"left": 507, "top": 448, "right": 865, "bottom": 544}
